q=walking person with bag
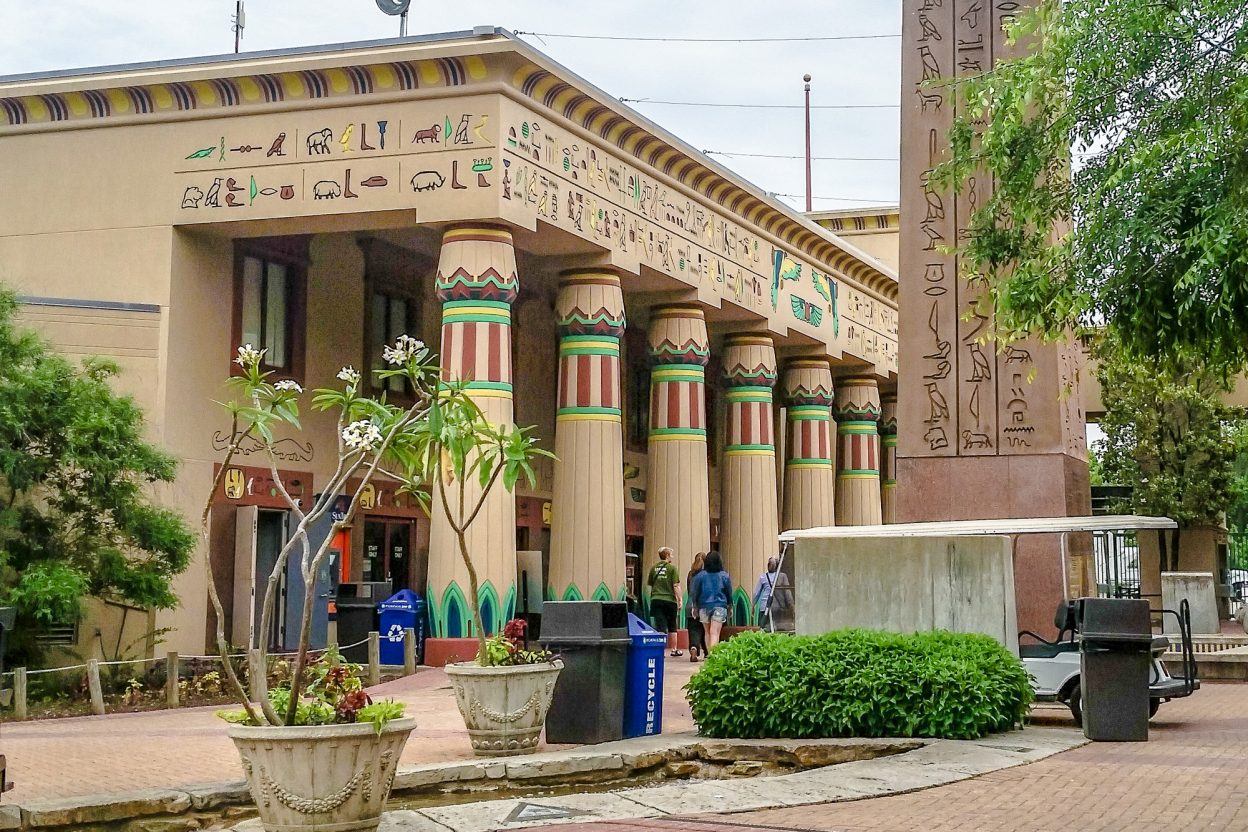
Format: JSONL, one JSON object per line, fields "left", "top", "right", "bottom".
{"left": 753, "top": 556, "right": 790, "bottom": 631}
{"left": 691, "top": 551, "right": 732, "bottom": 651}
{"left": 685, "top": 552, "right": 707, "bottom": 662}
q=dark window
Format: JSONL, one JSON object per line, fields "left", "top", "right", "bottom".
{"left": 233, "top": 238, "right": 307, "bottom": 379}
{"left": 369, "top": 290, "right": 413, "bottom": 394}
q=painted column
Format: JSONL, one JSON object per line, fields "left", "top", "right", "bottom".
{"left": 428, "top": 224, "right": 519, "bottom": 638}
{"left": 833, "top": 377, "right": 883, "bottom": 526}
{"left": 880, "top": 393, "right": 898, "bottom": 524}
{"left": 643, "top": 305, "right": 711, "bottom": 602}
{"left": 781, "top": 358, "right": 836, "bottom": 532}
{"left": 719, "top": 335, "right": 779, "bottom": 625}
{"left": 548, "top": 269, "right": 627, "bottom": 602}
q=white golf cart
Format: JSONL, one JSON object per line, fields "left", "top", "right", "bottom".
{"left": 1021, "top": 598, "right": 1199, "bottom": 725}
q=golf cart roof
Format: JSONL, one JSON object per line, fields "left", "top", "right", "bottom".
{"left": 778, "top": 515, "right": 1176, "bottom": 543}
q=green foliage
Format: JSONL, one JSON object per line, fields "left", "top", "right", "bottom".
{"left": 1094, "top": 336, "right": 1247, "bottom": 567}
{"left": 935, "top": 0, "right": 1248, "bottom": 371}
{"left": 0, "top": 288, "right": 193, "bottom": 665}
{"left": 685, "top": 630, "right": 1033, "bottom": 740}
{"left": 479, "top": 618, "right": 555, "bottom": 667}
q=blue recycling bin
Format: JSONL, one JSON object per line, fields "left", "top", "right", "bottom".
{"left": 377, "top": 589, "right": 424, "bottom": 666}
{"left": 623, "top": 613, "right": 667, "bottom": 737}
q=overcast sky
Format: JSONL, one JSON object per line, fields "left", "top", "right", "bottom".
{"left": 0, "top": 1, "right": 902, "bottom": 212}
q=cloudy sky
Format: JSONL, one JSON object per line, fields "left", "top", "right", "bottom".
{"left": 0, "top": 1, "right": 902, "bottom": 212}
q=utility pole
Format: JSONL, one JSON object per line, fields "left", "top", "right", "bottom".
{"left": 804, "top": 73, "right": 813, "bottom": 213}
{"left": 233, "top": 1, "right": 245, "bottom": 54}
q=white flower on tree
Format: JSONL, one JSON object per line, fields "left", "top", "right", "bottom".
{"left": 235, "top": 344, "right": 265, "bottom": 368}
{"left": 341, "top": 420, "right": 382, "bottom": 452}
{"left": 337, "top": 366, "right": 361, "bottom": 385}
{"left": 273, "top": 380, "right": 303, "bottom": 393}
{"left": 382, "top": 335, "right": 426, "bottom": 366}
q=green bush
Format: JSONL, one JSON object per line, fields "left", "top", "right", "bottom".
{"left": 685, "top": 629, "right": 1033, "bottom": 740}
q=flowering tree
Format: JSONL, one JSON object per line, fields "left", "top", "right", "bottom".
{"left": 0, "top": 289, "right": 193, "bottom": 666}
{"left": 208, "top": 336, "right": 546, "bottom": 725}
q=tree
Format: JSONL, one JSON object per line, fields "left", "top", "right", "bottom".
{"left": 0, "top": 290, "right": 194, "bottom": 665}
{"left": 938, "top": 0, "right": 1248, "bottom": 371}
{"left": 1094, "top": 336, "right": 1247, "bottom": 570}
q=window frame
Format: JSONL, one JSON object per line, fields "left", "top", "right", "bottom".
{"left": 232, "top": 239, "right": 308, "bottom": 381}
{"left": 363, "top": 268, "right": 421, "bottom": 401}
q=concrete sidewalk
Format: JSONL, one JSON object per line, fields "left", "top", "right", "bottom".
{"left": 0, "top": 660, "right": 700, "bottom": 803}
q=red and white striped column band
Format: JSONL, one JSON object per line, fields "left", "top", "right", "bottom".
{"left": 435, "top": 225, "right": 519, "bottom": 396}
{"left": 880, "top": 392, "right": 898, "bottom": 524}
{"left": 833, "top": 375, "right": 883, "bottom": 526}
{"left": 648, "top": 305, "right": 710, "bottom": 440}
{"left": 723, "top": 335, "right": 778, "bottom": 455}
{"left": 556, "top": 270, "right": 626, "bottom": 423}
{"left": 784, "top": 358, "right": 836, "bottom": 469}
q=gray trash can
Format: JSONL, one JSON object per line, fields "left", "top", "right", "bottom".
{"left": 541, "top": 601, "right": 630, "bottom": 745}
{"left": 1079, "top": 597, "right": 1154, "bottom": 742}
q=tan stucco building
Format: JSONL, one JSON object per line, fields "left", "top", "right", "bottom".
{"left": 0, "top": 30, "right": 899, "bottom": 660}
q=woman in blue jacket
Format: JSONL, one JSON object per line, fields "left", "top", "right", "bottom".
{"left": 690, "top": 551, "right": 732, "bottom": 651}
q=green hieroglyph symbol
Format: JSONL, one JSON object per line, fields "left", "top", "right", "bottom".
{"left": 444, "top": 116, "right": 453, "bottom": 142}
{"left": 249, "top": 176, "right": 258, "bottom": 205}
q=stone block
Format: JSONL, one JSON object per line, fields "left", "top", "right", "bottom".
{"left": 0, "top": 806, "right": 21, "bottom": 831}
{"left": 25, "top": 790, "right": 192, "bottom": 828}
{"left": 724, "top": 761, "right": 766, "bottom": 776}
{"left": 504, "top": 752, "right": 623, "bottom": 780}
{"left": 183, "top": 782, "right": 251, "bottom": 811}
{"left": 1162, "top": 573, "right": 1220, "bottom": 635}
{"left": 132, "top": 818, "right": 202, "bottom": 832}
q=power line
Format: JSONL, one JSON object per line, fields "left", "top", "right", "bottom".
{"left": 774, "top": 192, "right": 896, "bottom": 205}
{"left": 706, "top": 149, "right": 898, "bottom": 162}
{"left": 621, "top": 97, "right": 898, "bottom": 110}
{"left": 515, "top": 31, "right": 900, "bottom": 44}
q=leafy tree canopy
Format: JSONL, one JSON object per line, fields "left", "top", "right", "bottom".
{"left": 938, "top": 0, "right": 1248, "bottom": 371}
{"left": 0, "top": 290, "right": 193, "bottom": 663}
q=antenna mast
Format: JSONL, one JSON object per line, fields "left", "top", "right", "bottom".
{"left": 233, "top": 1, "right": 246, "bottom": 53}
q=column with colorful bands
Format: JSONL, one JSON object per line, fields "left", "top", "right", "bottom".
{"left": 781, "top": 358, "right": 837, "bottom": 531}
{"left": 549, "top": 269, "right": 628, "bottom": 604}
{"left": 719, "top": 335, "right": 779, "bottom": 626}
{"left": 427, "top": 225, "right": 519, "bottom": 639}
{"left": 880, "top": 393, "right": 898, "bottom": 525}
{"left": 833, "top": 376, "right": 883, "bottom": 526}
{"left": 643, "top": 305, "right": 711, "bottom": 609}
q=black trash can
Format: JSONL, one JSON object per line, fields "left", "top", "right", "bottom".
{"left": 541, "top": 600, "right": 630, "bottom": 745}
{"left": 336, "top": 583, "right": 387, "bottom": 663}
{"left": 1079, "top": 597, "right": 1154, "bottom": 742}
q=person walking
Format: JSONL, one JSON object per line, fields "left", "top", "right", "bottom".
{"left": 691, "top": 550, "right": 732, "bottom": 651}
{"left": 686, "top": 552, "right": 707, "bottom": 661}
{"left": 753, "top": 556, "right": 790, "bottom": 631}
{"left": 647, "top": 546, "right": 683, "bottom": 657}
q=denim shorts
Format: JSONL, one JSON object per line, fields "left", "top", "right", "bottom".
{"left": 699, "top": 606, "right": 728, "bottom": 624}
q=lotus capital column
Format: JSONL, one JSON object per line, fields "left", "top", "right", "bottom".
{"left": 880, "top": 393, "right": 898, "bottom": 524}
{"left": 720, "top": 335, "right": 779, "bottom": 625}
{"left": 428, "top": 224, "right": 519, "bottom": 639}
{"left": 643, "top": 305, "right": 711, "bottom": 599}
{"left": 548, "top": 269, "right": 627, "bottom": 603}
{"left": 833, "top": 376, "right": 883, "bottom": 526}
{"left": 781, "top": 358, "right": 836, "bottom": 532}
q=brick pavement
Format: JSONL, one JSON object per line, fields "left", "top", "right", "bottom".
{"left": 0, "top": 659, "right": 699, "bottom": 803}
{"left": 556, "top": 683, "right": 1248, "bottom": 832}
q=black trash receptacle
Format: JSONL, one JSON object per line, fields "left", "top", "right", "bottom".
{"left": 541, "top": 601, "right": 630, "bottom": 745}
{"left": 336, "top": 583, "right": 388, "bottom": 663}
{"left": 1079, "top": 597, "right": 1154, "bottom": 742}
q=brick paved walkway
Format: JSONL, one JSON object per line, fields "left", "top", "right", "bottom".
{"left": 0, "top": 660, "right": 699, "bottom": 803}
{"left": 555, "top": 683, "right": 1248, "bottom": 832}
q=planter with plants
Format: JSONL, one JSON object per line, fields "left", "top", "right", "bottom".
{"left": 205, "top": 338, "right": 550, "bottom": 831}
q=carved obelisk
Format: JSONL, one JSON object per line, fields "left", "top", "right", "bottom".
{"left": 897, "top": 0, "right": 1091, "bottom": 637}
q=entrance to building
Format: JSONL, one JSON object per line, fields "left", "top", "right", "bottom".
{"left": 233, "top": 506, "right": 290, "bottom": 650}
{"left": 363, "top": 518, "right": 414, "bottom": 596}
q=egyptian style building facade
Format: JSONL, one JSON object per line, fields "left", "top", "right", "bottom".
{"left": 0, "top": 30, "right": 898, "bottom": 658}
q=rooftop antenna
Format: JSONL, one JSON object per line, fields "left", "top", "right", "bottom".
{"left": 232, "top": 1, "right": 245, "bottom": 53}
{"left": 375, "top": 0, "right": 412, "bottom": 37}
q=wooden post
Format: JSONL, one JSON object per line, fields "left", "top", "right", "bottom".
{"left": 247, "top": 649, "right": 266, "bottom": 706}
{"left": 86, "top": 660, "right": 105, "bottom": 715}
{"left": 403, "top": 627, "right": 416, "bottom": 676}
{"left": 165, "top": 652, "right": 179, "bottom": 708}
{"left": 367, "top": 631, "right": 380, "bottom": 686}
{"left": 13, "top": 667, "right": 27, "bottom": 720}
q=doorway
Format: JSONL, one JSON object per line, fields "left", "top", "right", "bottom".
{"left": 233, "top": 506, "right": 290, "bottom": 650}
{"left": 363, "top": 518, "right": 414, "bottom": 595}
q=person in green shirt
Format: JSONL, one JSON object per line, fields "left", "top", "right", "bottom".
{"left": 647, "top": 546, "right": 683, "bottom": 657}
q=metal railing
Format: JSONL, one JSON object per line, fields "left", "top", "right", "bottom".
{"left": 1093, "top": 529, "right": 1142, "bottom": 599}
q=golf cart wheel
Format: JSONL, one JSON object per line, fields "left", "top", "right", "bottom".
{"left": 1068, "top": 684, "right": 1082, "bottom": 727}
{"left": 1149, "top": 699, "right": 1161, "bottom": 719}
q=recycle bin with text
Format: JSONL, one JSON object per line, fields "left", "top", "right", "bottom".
{"left": 378, "top": 589, "right": 424, "bottom": 667}
{"left": 624, "top": 613, "right": 666, "bottom": 737}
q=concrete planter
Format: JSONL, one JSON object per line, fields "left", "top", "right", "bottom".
{"left": 228, "top": 717, "right": 415, "bottom": 832}
{"left": 445, "top": 660, "right": 563, "bottom": 756}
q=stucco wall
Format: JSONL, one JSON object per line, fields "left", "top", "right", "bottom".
{"left": 793, "top": 534, "right": 1019, "bottom": 653}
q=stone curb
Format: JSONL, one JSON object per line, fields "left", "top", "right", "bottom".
{"left": 6, "top": 727, "right": 1085, "bottom": 832}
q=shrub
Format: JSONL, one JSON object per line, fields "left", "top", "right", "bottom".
{"left": 685, "top": 629, "right": 1033, "bottom": 740}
